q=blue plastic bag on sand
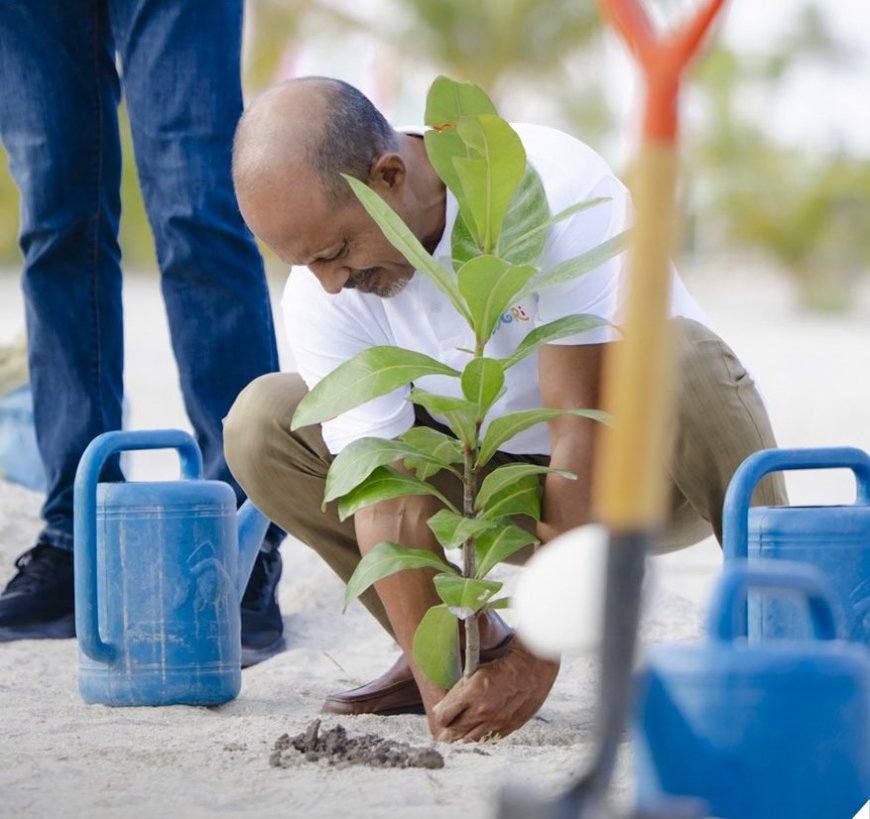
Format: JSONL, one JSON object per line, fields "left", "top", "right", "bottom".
{"left": 0, "top": 383, "right": 46, "bottom": 492}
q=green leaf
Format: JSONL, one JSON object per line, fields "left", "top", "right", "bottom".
{"left": 407, "top": 461, "right": 442, "bottom": 483}
{"left": 324, "top": 437, "right": 459, "bottom": 508}
{"left": 413, "top": 604, "right": 460, "bottom": 689}
{"left": 336, "top": 465, "right": 456, "bottom": 521}
{"left": 433, "top": 573, "right": 503, "bottom": 618}
{"left": 450, "top": 210, "right": 483, "bottom": 270}
{"left": 424, "top": 76, "right": 497, "bottom": 126}
{"left": 427, "top": 509, "right": 497, "bottom": 550}
{"left": 476, "top": 463, "right": 573, "bottom": 512}
{"left": 460, "top": 357, "right": 505, "bottom": 419}
{"left": 454, "top": 115, "right": 526, "bottom": 252}
{"left": 500, "top": 196, "right": 610, "bottom": 258}
{"left": 476, "top": 407, "right": 610, "bottom": 467}
{"left": 486, "top": 597, "right": 511, "bottom": 610}
{"left": 292, "top": 346, "right": 460, "bottom": 430}
{"left": 450, "top": 167, "right": 555, "bottom": 270}
{"left": 400, "top": 426, "right": 464, "bottom": 465}
{"left": 442, "top": 408, "right": 478, "bottom": 449}
{"left": 424, "top": 78, "right": 498, "bottom": 225}
{"left": 475, "top": 524, "right": 538, "bottom": 579}
{"left": 407, "top": 387, "right": 473, "bottom": 416}
{"left": 452, "top": 156, "right": 488, "bottom": 247}
{"left": 499, "top": 314, "right": 612, "bottom": 370}
{"left": 344, "top": 541, "right": 456, "bottom": 610}
{"left": 478, "top": 473, "right": 542, "bottom": 521}
{"left": 342, "top": 175, "right": 472, "bottom": 324}
{"left": 400, "top": 426, "right": 464, "bottom": 481}
{"left": 494, "top": 164, "right": 551, "bottom": 267}
{"left": 425, "top": 129, "right": 475, "bottom": 229}
{"left": 518, "top": 230, "right": 631, "bottom": 300}
{"left": 457, "top": 255, "right": 536, "bottom": 344}
{"left": 407, "top": 388, "right": 478, "bottom": 447}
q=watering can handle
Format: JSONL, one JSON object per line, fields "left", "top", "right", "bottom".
{"left": 709, "top": 560, "right": 843, "bottom": 642}
{"left": 73, "top": 429, "right": 204, "bottom": 663}
{"left": 722, "top": 446, "right": 870, "bottom": 562}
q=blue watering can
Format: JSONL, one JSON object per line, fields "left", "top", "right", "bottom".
{"left": 633, "top": 561, "right": 870, "bottom": 819}
{"left": 73, "top": 429, "right": 271, "bottom": 707}
{"left": 723, "top": 446, "right": 870, "bottom": 643}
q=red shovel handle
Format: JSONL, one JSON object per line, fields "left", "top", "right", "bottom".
{"left": 597, "top": 0, "right": 728, "bottom": 142}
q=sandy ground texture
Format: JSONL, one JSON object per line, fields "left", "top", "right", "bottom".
{"left": 0, "top": 261, "right": 868, "bottom": 818}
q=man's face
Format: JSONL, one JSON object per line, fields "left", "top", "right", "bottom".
{"left": 240, "top": 166, "right": 416, "bottom": 298}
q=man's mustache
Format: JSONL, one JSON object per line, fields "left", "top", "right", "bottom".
{"left": 343, "top": 267, "right": 380, "bottom": 289}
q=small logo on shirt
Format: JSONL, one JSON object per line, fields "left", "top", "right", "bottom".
{"left": 491, "top": 305, "right": 530, "bottom": 336}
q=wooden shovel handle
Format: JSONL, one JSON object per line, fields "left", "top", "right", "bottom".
{"left": 592, "top": 0, "right": 728, "bottom": 530}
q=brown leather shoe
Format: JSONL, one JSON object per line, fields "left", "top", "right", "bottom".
{"left": 322, "top": 616, "right": 515, "bottom": 717}
{"left": 321, "top": 652, "right": 428, "bottom": 716}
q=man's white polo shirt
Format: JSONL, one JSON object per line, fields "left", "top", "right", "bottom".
{"left": 282, "top": 123, "right": 707, "bottom": 455}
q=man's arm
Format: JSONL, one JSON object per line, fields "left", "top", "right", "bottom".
{"left": 353, "top": 488, "right": 450, "bottom": 732}
{"left": 538, "top": 341, "right": 607, "bottom": 542}
{"left": 430, "top": 342, "right": 607, "bottom": 742}
{"left": 355, "top": 466, "right": 559, "bottom": 742}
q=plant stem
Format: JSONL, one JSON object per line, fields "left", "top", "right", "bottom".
{"left": 464, "top": 611, "right": 480, "bottom": 680}
{"left": 462, "top": 439, "right": 480, "bottom": 678}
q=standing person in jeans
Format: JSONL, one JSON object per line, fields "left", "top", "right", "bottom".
{"left": 0, "top": 0, "right": 286, "bottom": 665}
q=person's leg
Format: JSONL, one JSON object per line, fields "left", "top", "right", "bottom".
{"left": 223, "top": 372, "right": 516, "bottom": 712}
{"left": 109, "top": 0, "right": 283, "bottom": 663}
{"left": 0, "top": 0, "right": 124, "bottom": 637}
{"left": 225, "top": 373, "right": 392, "bottom": 631}
{"left": 109, "top": 0, "right": 279, "bottom": 490}
{"left": 661, "top": 317, "right": 787, "bottom": 550}
{"left": 225, "top": 372, "right": 541, "bottom": 623}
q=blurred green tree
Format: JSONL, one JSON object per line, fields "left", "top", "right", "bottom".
{"left": 689, "top": 5, "right": 868, "bottom": 310}
{"left": 2, "top": 0, "right": 868, "bottom": 311}
{"left": 378, "top": 0, "right": 601, "bottom": 98}
{"left": 0, "top": 162, "right": 16, "bottom": 267}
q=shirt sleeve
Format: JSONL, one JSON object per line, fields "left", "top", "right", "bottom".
{"left": 533, "top": 171, "right": 630, "bottom": 346}
{"left": 281, "top": 269, "right": 415, "bottom": 453}
{"left": 503, "top": 124, "right": 630, "bottom": 346}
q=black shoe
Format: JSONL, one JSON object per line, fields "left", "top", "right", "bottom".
{"left": 0, "top": 542, "right": 75, "bottom": 641}
{"left": 240, "top": 546, "right": 285, "bottom": 667}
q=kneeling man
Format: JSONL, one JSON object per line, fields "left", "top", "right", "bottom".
{"left": 224, "top": 77, "right": 785, "bottom": 742}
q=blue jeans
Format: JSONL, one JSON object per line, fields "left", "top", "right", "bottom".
{"left": 0, "top": 0, "right": 280, "bottom": 550}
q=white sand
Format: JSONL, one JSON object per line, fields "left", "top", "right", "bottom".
{"left": 0, "top": 262, "right": 868, "bottom": 818}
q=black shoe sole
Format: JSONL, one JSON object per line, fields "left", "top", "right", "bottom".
{"left": 376, "top": 703, "right": 427, "bottom": 716}
{"left": 321, "top": 701, "right": 427, "bottom": 717}
{"left": 0, "top": 612, "right": 75, "bottom": 642}
{"left": 241, "top": 635, "right": 286, "bottom": 668}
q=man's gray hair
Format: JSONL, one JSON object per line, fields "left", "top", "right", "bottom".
{"left": 307, "top": 77, "right": 399, "bottom": 201}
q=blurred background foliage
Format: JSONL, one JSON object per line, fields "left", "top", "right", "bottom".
{"left": 0, "top": 0, "right": 867, "bottom": 311}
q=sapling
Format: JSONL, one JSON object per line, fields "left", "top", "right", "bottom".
{"left": 291, "top": 76, "right": 626, "bottom": 688}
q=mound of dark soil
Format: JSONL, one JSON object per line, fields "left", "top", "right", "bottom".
{"left": 270, "top": 719, "right": 444, "bottom": 770}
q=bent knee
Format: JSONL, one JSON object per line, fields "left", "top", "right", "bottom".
{"left": 223, "top": 372, "right": 307, "bottom": 481}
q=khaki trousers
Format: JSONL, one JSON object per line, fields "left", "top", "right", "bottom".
{"left": 223, "top": 317, "right": 786, "bottom": 634}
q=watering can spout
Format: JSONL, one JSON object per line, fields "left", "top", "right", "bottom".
{"left": 236, "top": 499, "right": 272, "bottom": 601}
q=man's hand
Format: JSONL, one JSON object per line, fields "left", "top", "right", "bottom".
{"left": 430, "top": 639, "right": 560, "bottom": 742}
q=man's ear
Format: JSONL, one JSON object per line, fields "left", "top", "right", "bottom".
{"left": 369, "top": 152, "right": 407, "bottom": 194}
